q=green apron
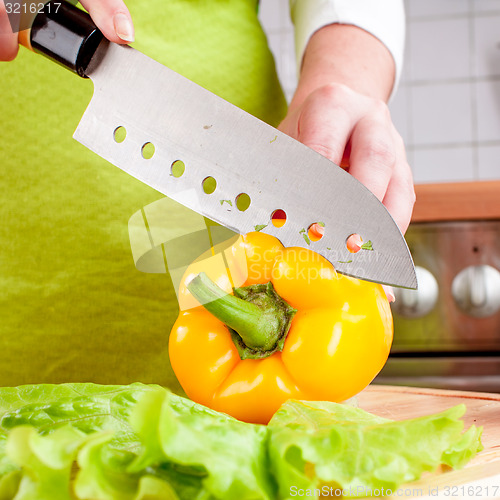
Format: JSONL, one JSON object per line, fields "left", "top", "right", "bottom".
{"left": 0, "top": 0, "right": 287, "bottom": 389}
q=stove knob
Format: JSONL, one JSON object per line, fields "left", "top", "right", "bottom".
{"left": 451, "top": 265, "right": 500, "bottom": 318}
{"left": 392, "top": 266, "right": 438, "bottom": 318}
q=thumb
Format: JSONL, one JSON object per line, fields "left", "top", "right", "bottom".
{"left": 79, "top": 0, "right": 134, "bottom": 44}
{"left": 0, "top": 0, "right": 19, "bottom": 61}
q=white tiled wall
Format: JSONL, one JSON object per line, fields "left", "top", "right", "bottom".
{"left": 258, "top": 0, "right": 500, "bottom": 184}
{"left": 258, "top": 0, "right": 296, "bottom": 101}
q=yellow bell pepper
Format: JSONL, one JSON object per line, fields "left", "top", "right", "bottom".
{"left": 169, "top": 232, "right": 393, "bottom": 424}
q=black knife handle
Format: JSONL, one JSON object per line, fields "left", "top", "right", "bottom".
{"left": 22, "top": 1, "right": 103, "bottom": 78}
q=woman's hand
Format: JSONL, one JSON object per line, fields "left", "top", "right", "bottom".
{"left": 279, "top": 82, "right": 415, "bottom": 235}
{"left": 79, "top": 0, "right": 134, "bottom": 43}
{"left": 280, "top": 24, "right": 415, "bottom": 236}
{"left": 0, "top": 0, "right": 134, "bottom": 61}
{"left": 0, "top": 0, "right": 17, "bottom": 60}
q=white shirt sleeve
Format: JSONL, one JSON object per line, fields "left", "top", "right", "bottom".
{"left": 290, "top": 0, "right": 406, "bottom": 97}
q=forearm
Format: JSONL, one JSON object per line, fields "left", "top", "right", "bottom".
{"left": 289, "top": 24, "right": 395, "bottom": 112}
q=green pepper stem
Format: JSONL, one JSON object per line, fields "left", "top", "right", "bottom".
{"left": 187, "top": 272, "right": 296, "bottom": 356}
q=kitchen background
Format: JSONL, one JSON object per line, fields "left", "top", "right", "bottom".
{"left": 259, "top": 0, "right": 500, "bottom": 183}
{"left": 259, "top": 0, "right": 500, "bottom": 393}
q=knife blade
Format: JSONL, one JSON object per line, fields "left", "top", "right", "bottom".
{"left": 20, "top": 0, "right": 417, "bottom": 289}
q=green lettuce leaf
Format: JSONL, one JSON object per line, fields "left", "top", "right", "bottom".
{"left": 0, "top": 470, "right": 21, "bottom": 500}
{"left": 73, "top": 403, "right": 208, "bottom": 500}
{"left": 0, "top": 384, "right": 484, "bottom": 500}
{"left": 5, "top": 425, "right": 88, "bottom": 500}
{"left": 133, "top": 476, "right": 180, "bottom": 500}
{"left": 73, "top": 431, "right": 137, "bottom": 500}
{"left": 4, "top": 423, "right": 181, "bottom": 500}
{"left": 0, "top": 383, "right": 155, "bottom": 439}
{"left": 0, "top": 384, "right": 197, "bottom": 500}
{"left": 129, "top": 388, "right": 275, "bottom": 500}
{"left": 0, "top": 384, "right": 273, "bottom": 500}
{"left": 268, "top": 400, "right": 483, "bottom": 499}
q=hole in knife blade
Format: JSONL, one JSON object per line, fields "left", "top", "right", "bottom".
{"left": 202, "top": 176, "right": 217, "bottom": 194}
{"left": 271, "top": 209, "right": 286, "bottom": 228}
{"left": 141, "top": 142, "right": 155, "bottom": 159}
{"left": 171, "top": 160, "right": 185, "bottom": 178}
{"left": 308, "top": 223, "right": 325, "bottom": 242}
{"left": 236, "top": 193, "right": 251, "bottom": 212}
{"left": 113, "top": 126, "right": 126, "bottom": 143}
{"left": 346, "top": 234, "right": 363, "bottom": 253}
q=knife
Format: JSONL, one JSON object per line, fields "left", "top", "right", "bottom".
{"left": 16, "top": 0, "right": 417, "bottom": 289}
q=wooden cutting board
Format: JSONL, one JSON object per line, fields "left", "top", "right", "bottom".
{"left": 355, "top": 385, "right": 500, "bottom": 498}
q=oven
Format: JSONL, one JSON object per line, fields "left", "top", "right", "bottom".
{"left": 375, "top": 182, "right": 500, "bottom": 393}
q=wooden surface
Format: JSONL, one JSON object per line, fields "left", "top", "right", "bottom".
{"left": 412, "top": 181, "right": 500, "bottom": 222}
{"left": 356, "top": 385, "right": 500, "bottom": 498}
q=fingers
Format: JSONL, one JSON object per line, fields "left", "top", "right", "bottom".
{"left": 280, "top": 82, "right": 415, "bottom": 235}
{"left": 347, "top": 109, "right": 396, "bottom": 203}
{"left": 349, "top": 117, "right": 414, "bottom": 234}
{"left": 0, "top": 0, "right": 135, "bottom": 61}
{"left": 381, "top": 140, "right": 416, "bottom": 234}
{"left": 0, "top": 0, "right": 18, "bottom": 61}
{"left": 314, "top": 91, "right": 415, "bottom": 234}
{"left": 282, "top": 84, "right": 360, "bottom": 165}
{"left": 79, "top": 0, "right": 134, "bottom": 44}
{"left": 382, "top": 285, "right": 395, "bottom": 303}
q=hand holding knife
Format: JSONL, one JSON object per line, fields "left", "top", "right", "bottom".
{"left": 1, "top": 0, "right": 416, "bottom": 289}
